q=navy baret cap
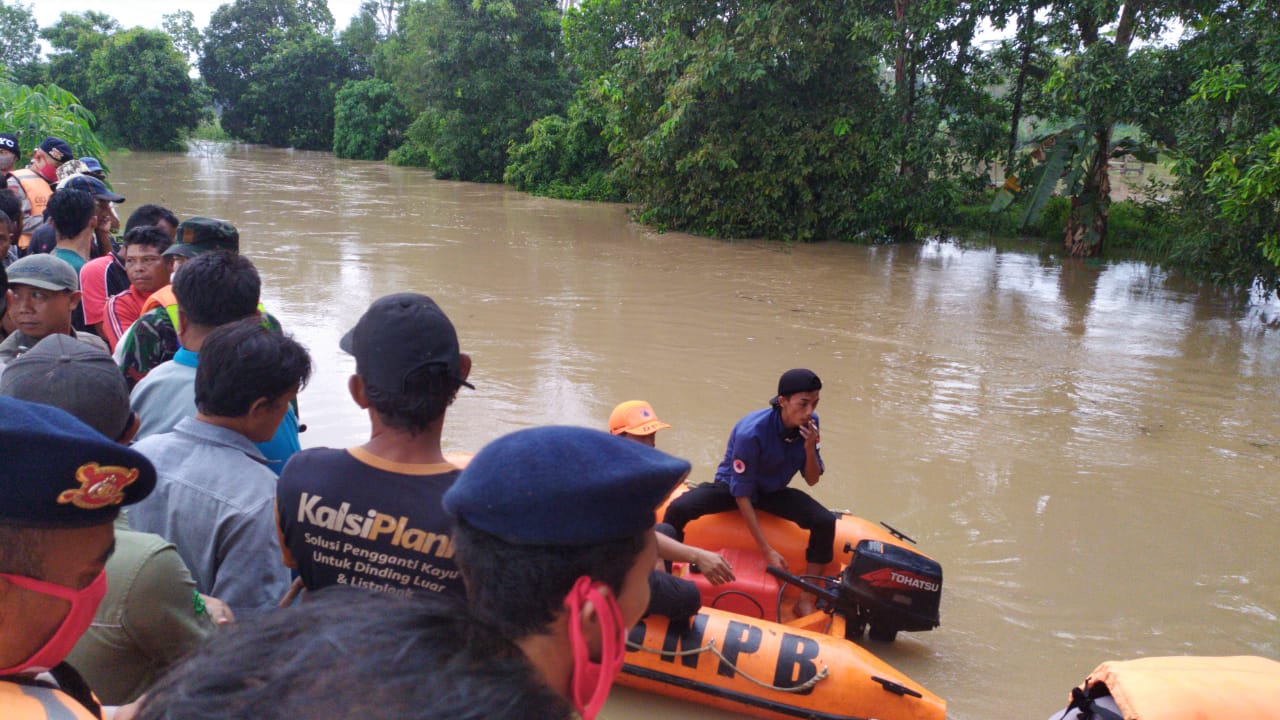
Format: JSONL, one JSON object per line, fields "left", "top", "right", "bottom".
{"left": 0, "top": 397, "right": 156, "bottom": 528}
{"left": 443, "top": 426, "right": 690, "bottom": 546}
{"left": 39, "top": 137, "right": 73, "bottom": 164}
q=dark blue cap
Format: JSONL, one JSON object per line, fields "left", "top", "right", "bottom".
{"left": 777, "top": 368, "right": 821, "bottom": 396}
{"left": 39, "top": 136, "right": 73, "bottom": 164}
{"left": 443, "top": 426, "right": 690, "bottom": 545}
{"left": 62, "top": 174, "right": 125, "bottom": 203}
{"left": 0, "top": 397, "right": 156, "bottom": 528}
{"left": 0, "top": 133, "right": 18, "bottom": 156}
{"left": 79, "top": 157, "right": 104, "bottom": 174}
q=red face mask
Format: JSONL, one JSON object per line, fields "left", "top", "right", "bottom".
{"left": 36, "top": 162, "right": 58, "bottom": 183}
{"left": 563, "top": 575, "right": 626, "bottom": 720}
{"left": 0, "top": 570, "right": 107, "bottom": 675}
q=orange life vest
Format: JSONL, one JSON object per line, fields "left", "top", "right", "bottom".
{"left": 12, "top": 168, "right": 53, "bottom": 250}
{"left": 0, "top": 679, "right": 101, "bottom": 720}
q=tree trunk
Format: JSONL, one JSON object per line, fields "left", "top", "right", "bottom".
{"left": 1063, "top": 1, "right": 1142, "bottom": 258}
{"left": 894, "top": 0, "right": 912, "bottom": 178}
{"left": 1006, "top": 12, "right": 1035, "bottom": 168}
{"left": 1064, "top": 126, "right": 1112, "bottom": 257}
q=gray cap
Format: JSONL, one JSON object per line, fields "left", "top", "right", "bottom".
{"left": 0, "top": 334, "right": 132, "bottom": 441}
{"left": 6, "top": 254, "right": 80, "bottom": 292}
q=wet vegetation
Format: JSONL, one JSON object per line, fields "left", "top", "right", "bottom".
{"left": 2, "top": 0, "right": 1277, "bottom": 290}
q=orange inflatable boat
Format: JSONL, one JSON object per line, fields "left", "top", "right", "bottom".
{"left": 621, "top": 607, "right": 945, "bottom": 720}
{"left": 1049, "top": 655, "right": 1280, "bottom": 720}
{"left": 617, "top": 494, "right": 946, "bottom": 719}
{"left": 659, "top": 490, "right": 943, "bottom": 640}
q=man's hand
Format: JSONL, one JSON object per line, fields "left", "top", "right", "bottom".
{"left": 798, "top": 418, "right": 819, "bottom": 451}
{"left": 763, "top": 547, "right": 788, "bottom": 571}
{"left": 691, "top": 548, "right": 735, "bottom": 585}
{"left": 200, "top": 593, "right": 235, "bottom": 626}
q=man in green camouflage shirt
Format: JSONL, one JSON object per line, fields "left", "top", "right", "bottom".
{"left": 113, "top": 217, "right": 280, "bottom": 387}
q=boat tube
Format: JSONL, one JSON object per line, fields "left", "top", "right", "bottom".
{"left": 1049, "top": 656, "right": 1280, "bottom": 720}
{"left": 621, "top": 608, "right": 946, "bottom": 720}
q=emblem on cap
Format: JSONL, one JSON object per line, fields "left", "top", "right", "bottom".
{"left": 57, "top": 462, "right": 140, "bottom": 509}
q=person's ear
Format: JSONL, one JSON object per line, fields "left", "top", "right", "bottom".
{"left": 117, "top": 412, "right": 140, "bottom": 445}
{"left": 348, "top": 374, "right": 370, "bottom": 409}
{"left": 575, "top": 584, "right": 611, "bottom": 657}
{"left": 458, "top": 352, "right": 472, "bottom": 383}
{"left": 68, "top": 290, "right": 82, "bottom": 311}
{"left": 248, "top": 396, "right": 272, "bottom": 419}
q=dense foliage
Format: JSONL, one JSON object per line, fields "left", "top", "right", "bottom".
{"left": 1160, "top": 1, "right": 1280, "bottom": 287}
{"left": 6, "top": 0, "right": 1280, "bottom": 288}
{"left": 85, "top": 29, "right": 207, "bottom": 150}
{"left": 382, "top": 0, "right": 571, "bottom": 181}
{"left": 333, "top": 78, "right": 410, "bottom": 160}
{"left": 0, "top": 1, "right": 40, "bottom": 81}
{"left": 199, "top": 0, "right": 335, "bottom": 143}
{"left": 0, "top": 77, "right": 106, "bottom": 162}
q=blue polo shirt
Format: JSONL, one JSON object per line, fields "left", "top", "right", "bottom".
{"left": 714, "top": 406, "right": 824, "bottom": 501}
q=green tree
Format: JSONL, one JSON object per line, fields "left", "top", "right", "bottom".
{"left": 501, "top": 0, "right": 666, "bottom": 201}
{"left": 1158, "top": 1, "right": 1280, "bottom": 286}
{"left": 333, "top": 78, "right": 409, "bottom": 159}
{"left": 385, "top": 0, "right": 571, "bottom": 182}
{"left": 1016, "top": 1, "right": 1206, "bottom": 257}
{"left": 41, "top": 11, "right": 119, "bottom": 101}
{"left": 504, "top": 99, "right": 621, "bottom": 201}
{"left": 236, "top": 33, "right": 350, "bottom": 149}
{"left": 162, "top": 10, "right": 203, "bottom": 66}
{"left": 0, "top": 77, "right": 106, "bottom": 161}
{"left": 865, "top": 0, "right": 1009, "bottom": 238}
{"left": 338, "top": 9, "right": 379, "bottom": 79}
{"left": 199, "top": 0, "right": 334, "bottom": 140}
{"left": 86, "top": 29, "right": 207, "bottom": 150}
{"left": 0, "top": 1, "right": 40, "bottom": 76}
{"left": 593, "top": 2, "right": 895, "bottom": 241}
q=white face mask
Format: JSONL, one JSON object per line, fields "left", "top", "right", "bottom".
{"left": 0, "top": 153, "right": 16, "bottom": 172}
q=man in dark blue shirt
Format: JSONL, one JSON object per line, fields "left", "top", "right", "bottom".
{"left": 663, "top": 368, "right": 836, "bottom": 616}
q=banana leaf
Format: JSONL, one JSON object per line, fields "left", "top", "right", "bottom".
{"left": 1018, "top": 134, "right": 1075, "bottom": 229}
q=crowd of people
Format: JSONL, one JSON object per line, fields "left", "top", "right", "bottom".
{"left": 0, "top": 135, "right": 838, "bottom": 719}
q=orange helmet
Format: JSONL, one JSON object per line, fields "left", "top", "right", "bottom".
{"left": 608, "top": 400, "right": 671, "bottom": 436}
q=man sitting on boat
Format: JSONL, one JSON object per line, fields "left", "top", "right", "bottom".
{"left": 662, "top": 369, "right": 836, "bottom": 617}
{"left": 609, "top": 400, "right": 735, "bottom": 624}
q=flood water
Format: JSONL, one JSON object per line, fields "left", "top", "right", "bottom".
{"left": 111, "top": 146, "right": 1280, "bottom": 719}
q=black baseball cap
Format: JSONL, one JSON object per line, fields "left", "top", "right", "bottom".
{"left": 777, "top": 368, "right": 822, "bottom": 397}
{"left": 0, "top": 133, "right": 18, "bottom": 156}
{"left": 340, "top": 293, "right": 474, "bottom": 394}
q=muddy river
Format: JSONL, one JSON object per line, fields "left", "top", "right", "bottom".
{"left": 110, "top": 146, "right": 1280, "bottom": 719}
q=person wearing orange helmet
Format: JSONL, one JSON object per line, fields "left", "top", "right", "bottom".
{"left": 609, "top": 400, "right": 734, "bottom": 623}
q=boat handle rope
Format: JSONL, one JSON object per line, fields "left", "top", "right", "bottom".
{"left": 626, "top": 638, "right": 830, "bottom": 693}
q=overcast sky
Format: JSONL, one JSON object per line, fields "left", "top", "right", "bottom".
{"left": 32, "top": 0, "right": 367, "bottom": 34}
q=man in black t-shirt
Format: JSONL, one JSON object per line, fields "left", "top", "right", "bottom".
{"left": 276, "top": 293, "right": 474, "bottom": 598}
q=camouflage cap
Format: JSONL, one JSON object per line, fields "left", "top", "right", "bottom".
{"left": 162, "top": 216, "right": 240, "bottom": 258}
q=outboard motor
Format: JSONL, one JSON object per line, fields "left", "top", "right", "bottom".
{"left": 766, "top": 526, "right": 942, "bottom": 643}
{"left": 839, "top": 539, "right": 942, "bottom": 642}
